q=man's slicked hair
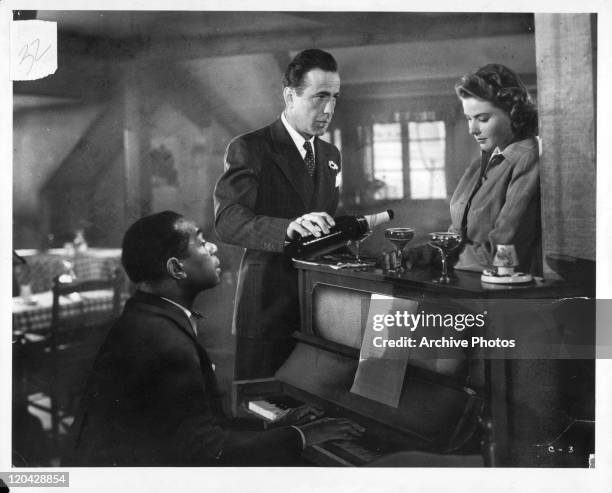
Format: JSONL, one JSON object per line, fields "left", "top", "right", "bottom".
{"left": 282, "top": 49, "right": 338, "bottom": 94}
{"left": 121, "top": 210, "right": 190, "bottom": 284}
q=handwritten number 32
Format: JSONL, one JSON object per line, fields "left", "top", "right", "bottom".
{"left": 18, "top": 39, "right": 50, "bottom": 75}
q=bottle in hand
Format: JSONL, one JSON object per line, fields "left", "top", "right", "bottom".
{"left": 285, "top": 209, "right": 394, "bottom": 259}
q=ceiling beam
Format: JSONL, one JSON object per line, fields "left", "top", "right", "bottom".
{"left": 340, "top": 73, "right": 537, "bottom": 100}
{"left": 53, "top": 13, "right": 534, "bottom": 62}
{"left": 151, "top": 62, "right": 250, "bottom": 137}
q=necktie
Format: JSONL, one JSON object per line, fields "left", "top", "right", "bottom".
{"left": 460, "top": 152, "right": 505, "bottom": 244}
{"left": 303, "top": 140, "right": 315, "bottom": 177}
{"left": 189, "top": 310, "right": 203, "bottom": 337}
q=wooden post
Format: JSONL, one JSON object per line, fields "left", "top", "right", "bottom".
{"left": 534, "top": 14, "right": 596, "bottom": 277}
{"left": 122, "top": 65, "right": 151, "bottom": 224}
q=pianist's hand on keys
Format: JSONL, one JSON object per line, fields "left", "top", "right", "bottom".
{"left": 275, "top": 404, "right": 325, "bottom": 426}
{"left": 299, "top": 417, "right": 365, "bottom": 447}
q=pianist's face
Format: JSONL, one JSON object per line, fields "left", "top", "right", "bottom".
{"left": 461, "top": 96, "right": 514, "bottom": 153}
{"left": 283, "top": 68, "right": 341, "bottom": 139}
{"left": 176, "top": 221, "right": 221, "bottom": 291}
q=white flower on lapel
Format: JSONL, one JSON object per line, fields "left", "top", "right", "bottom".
{"left": 328, "top": 160, "right": 339, "bottom": 171}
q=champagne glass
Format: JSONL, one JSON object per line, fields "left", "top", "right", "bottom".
{"left": 350, "top": 229, "right": 372, "bottom": 263}
{"left": 427, "top": 232, "right": 462, "bottom": 283}
{"left": 384, "top": 228, "right": 415, "bottom": 272}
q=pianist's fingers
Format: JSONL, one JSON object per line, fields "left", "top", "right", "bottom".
{"left": 279, "top": 404, "right": 325, "bottom": 425}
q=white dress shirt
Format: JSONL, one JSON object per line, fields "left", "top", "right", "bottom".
{"left": 281, "top": 111, "right": 316, "bottom": 162}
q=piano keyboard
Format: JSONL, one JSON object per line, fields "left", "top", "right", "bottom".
{"left": 317, "top": 440, "right": 383, "bottom": 466}
{"left": 246, "top": 395, "right": 383, "bottom": 466}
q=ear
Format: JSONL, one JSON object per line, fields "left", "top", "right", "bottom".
{"left": 166, "top": 257, "right": 187, "bottom": 280}
{"left": 283, "top": 86, "right": 294, "bottom": 108}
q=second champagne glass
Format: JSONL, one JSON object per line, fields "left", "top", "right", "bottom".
{"left": 384, "top": 228, "right": 415, "bottom": 272}
{"left": 427, "top": 232, "right": 462, "bottom": 283}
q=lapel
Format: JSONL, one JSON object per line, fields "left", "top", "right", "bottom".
{"left": 313, "top": 137, "right": 336, "bottom": 209}
{"left": 128, "top": 292, "right": 217, "bottom": 376}
{"left": 269, "top": 118, "right": 314, "bottom": 209}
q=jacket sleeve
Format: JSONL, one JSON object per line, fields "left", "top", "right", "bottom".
{"left": 213, "top": 136, "right": 292, "bottom": 253}
{"left": 154, "top": 330, "right": 303, "bottom": 466}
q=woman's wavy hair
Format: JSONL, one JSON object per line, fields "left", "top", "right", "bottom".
{"left": 455, "top": 64, "right": 538, "bottom": 139}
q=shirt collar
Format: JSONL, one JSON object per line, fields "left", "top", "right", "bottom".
{"left": 281, "top": 111, "right": 315, "bottom": 159}
{"left": 493, "top": 137, "right": 539, "bottom": 165}
{"left": 159, "top": 296, "right": 202, "bottom": 336}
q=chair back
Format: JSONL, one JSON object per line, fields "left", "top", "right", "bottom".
{"left": 46, "top": 267, "right": 125, "bottom": 453}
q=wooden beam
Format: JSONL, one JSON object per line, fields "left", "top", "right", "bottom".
{"left": 534, "top": 14, "right": 596, "bottom": 272}
{"left": 122, "top": 66, "right": 151, "bottom": 223}
{"left": 151, "top": 62, "right": 250, "bottom": 137}
{"left": 52, "top": 13, "right": 535, "bottom": 62}
{"left": 340, "top": 74, "right": 537, "bottom": 100}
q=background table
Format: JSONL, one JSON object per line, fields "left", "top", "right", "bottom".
{"left": 14, "top": 248, "right": 122, "bottom": 294}
{"left": 12, "top": 289, "right": 126, "bottom": 335}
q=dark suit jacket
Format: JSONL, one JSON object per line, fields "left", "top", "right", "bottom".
{"left": 64, "top": 291, "right": 302, "bottom": 466}
{"left": 214, "top": 118, "right": 341, "bottom": 375}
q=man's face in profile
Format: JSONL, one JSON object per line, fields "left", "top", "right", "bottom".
{"left": 176, "top": 220, "right": 221, "bottom": 292}
{"left": 285, "top": 68, "right": 341, "bottom": 139}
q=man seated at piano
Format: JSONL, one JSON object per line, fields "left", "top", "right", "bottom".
{"left": 64, "top": 211, "right": 363, "bottom": 466}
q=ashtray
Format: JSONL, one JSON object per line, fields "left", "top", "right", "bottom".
{"left": 481, "top": 269, "right": 533, "bottom": 284}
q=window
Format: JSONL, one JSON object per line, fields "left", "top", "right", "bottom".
{"left": 408, "top": 121, "right": 446, "bottom": 199}
{"left": 372, "top": 123, "right": 403, "bottom": 200}
{"left": 370, "top": 118, "right": 446, "bottom": 200}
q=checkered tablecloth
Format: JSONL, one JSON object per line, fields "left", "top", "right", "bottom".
{"left": 14, "top": 251, "right": 121, "bottom": 294}
{"left": 12, "top": 289, "right": 125, "bottom": 334}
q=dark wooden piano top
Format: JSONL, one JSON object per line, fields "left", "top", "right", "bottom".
{"left": 293, "top": 259, "right": 586, "bottom": 299}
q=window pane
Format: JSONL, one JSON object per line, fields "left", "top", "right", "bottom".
{"left": 409, "top": 141, "right": 445, "bottom": 166}
{"left": 410, "top": 169, "right": 447, "bottom": 199}
{"left": 408, "top": 121, "right": 446, "bottom": 199}
{"left": 408, "top": 121, "right": 445, "bottom": 140}
{"left": 374, "top": 171, "right": 404, "bottom": 200}
{"left": 372, "top": 123, "right": 403, "bottom": 199}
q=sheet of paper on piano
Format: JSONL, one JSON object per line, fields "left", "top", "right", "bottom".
{"left": 350, "top": 294, "right": 418, "bottom": 407}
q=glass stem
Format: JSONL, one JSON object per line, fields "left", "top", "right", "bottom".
{"left": 440, "top": 253, "right": 448, "bottom": 278}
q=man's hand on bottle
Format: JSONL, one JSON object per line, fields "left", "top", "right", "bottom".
{"left": 286, "top": 212, "right": 335, "bottom": 240}
{"left": 298, "top": 417, "right": 365, "bottom": 446}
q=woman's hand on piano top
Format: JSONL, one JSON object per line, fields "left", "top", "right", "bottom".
{"left": 299, "top": 417, "right": 365, "bottom": 447}
{"left": 275, "top": 404, "right": 325, "bottom": 426}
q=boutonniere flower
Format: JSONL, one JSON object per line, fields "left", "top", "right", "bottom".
{"left": 328, "top": 160, "right": 339, "bottom": 171}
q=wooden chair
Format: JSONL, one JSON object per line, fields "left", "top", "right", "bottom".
{"left": 27, "top": 268, "right": 124, "bottom": 456}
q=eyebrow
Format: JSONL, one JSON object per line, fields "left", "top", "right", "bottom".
{"left": 464, "top": 112, "right": 491, "bottom": 118}
{"left": 316, "top": 90, "right": 340, "bottom": 97}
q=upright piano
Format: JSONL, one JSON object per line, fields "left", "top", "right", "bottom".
{"left": 233, "top": 260, "right": 595, "bottom": 467}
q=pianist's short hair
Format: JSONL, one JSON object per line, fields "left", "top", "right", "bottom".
{"left": 121, "top": 211, "right": 191, "bottom": 284}
{"left": 283, "top": 49, "right": 338, "bottom": 94}
{"left": 455, "top": 64, "right": 538, "bottom": 140}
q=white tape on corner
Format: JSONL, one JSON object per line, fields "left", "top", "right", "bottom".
{"left": 10, "top": 20, "right": 57, "bottom": 81}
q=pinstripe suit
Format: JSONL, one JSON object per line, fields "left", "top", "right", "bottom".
{"left": 214, "top": 118, "right": 341, "bottom": 379}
